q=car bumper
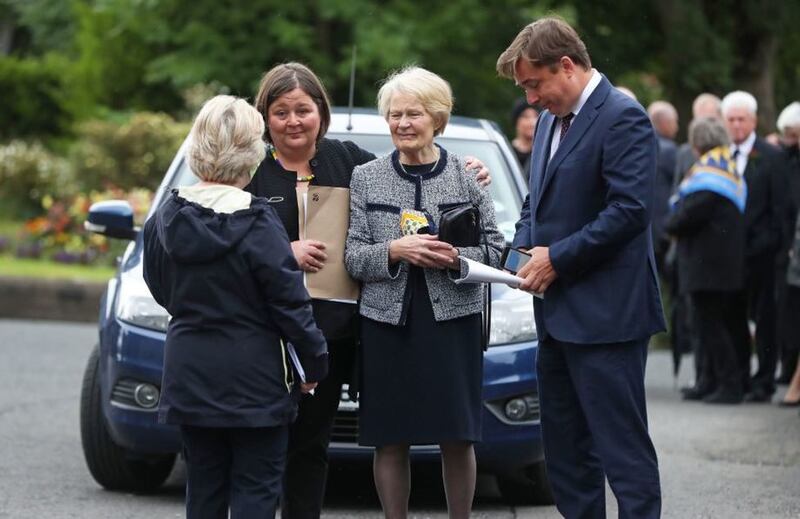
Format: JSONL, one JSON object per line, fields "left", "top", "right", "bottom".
{"left": 328, "top": 340, "right": 544, "bottom": 472}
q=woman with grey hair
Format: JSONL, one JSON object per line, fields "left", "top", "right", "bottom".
{"left": 142, "top": 95, "right": 328, "bottom": 518}
{"left": 665, "top": 116, "right": 748, "bottom": 404}
{"left": 345, "top": 67, "right": 504, "bottom": 518}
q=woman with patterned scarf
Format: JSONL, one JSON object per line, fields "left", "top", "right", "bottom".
{"left": 665, "top": 116, "right": 748, "bottom": 404}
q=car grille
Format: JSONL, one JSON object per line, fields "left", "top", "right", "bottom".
{"left": 331, "top": 385, "right": 359, "bottom": 443}
{"left": 110, "top": 378, "right": 140, "bottom": 407}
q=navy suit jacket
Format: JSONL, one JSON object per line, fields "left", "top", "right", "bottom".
{"left": 512, "top": 75, "right": 666, "bottom": 344}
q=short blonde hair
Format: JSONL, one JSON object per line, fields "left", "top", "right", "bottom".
{"left": 377, "top": 66, "right": 453, "bottom": 136}
{"left": 187, "top": 95, "right": 266, "bottom": 184}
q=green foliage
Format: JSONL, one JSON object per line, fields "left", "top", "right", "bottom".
{"left": 0, "top": 140, "right": 74, "bottom": 219}
{"left": 0, "top": 55, "right": 71, "bottom": 140}
{"left": 70, "top": 112, "right": 190, "bottom": 192}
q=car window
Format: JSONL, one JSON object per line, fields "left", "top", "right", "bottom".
{"left": 169, "top": 135, "right": 521, "bottom": 242}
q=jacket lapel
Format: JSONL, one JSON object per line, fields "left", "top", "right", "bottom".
{"left": 537, "top": 76, "right": 612, "bottom": 207}
{"left": 530, "top": 113, "right": 555, "bottom": 207}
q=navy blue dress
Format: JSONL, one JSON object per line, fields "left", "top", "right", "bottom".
{"left": 358, "top": 164, "right": 483, "bottom": 447}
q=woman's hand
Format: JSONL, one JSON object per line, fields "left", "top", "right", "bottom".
{"left": 464, "top": 156, "right": 491, "bottom": 187}
{"left": 300, "top": 382, "right": 318, "bottom": 394}
{"left": 291, "top": 240, "right": 328, "bottom": 272}
{"left": 389, "top": 234, "right": 458, "bottom": 269}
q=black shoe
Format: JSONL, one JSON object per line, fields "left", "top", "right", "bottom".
{"left": 682, "top": 386, "right": 714, "bottom": 401}
{"left": 744, "top": 387, "right": 773, "bottom": 403}
{"left": 775, "top": 373, "right": 792, "bottom": 385}
{"left": 703, "top": 389, "right": 743, "bottom": 404}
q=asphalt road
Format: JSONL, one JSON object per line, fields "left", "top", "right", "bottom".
{"left": 1, "top": 319, "right": 798, "bottom": 518}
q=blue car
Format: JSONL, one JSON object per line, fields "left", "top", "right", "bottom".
{"left": 80, "top": 109, "right": 552, "bottom": 504}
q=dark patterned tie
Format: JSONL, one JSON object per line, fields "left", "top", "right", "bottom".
{"left": 559, "top": 113, "right": 574, "bottom": 142}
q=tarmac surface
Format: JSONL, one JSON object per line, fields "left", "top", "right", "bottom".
{"left": 1, "top": 319, "right": 798, "bottom": 518}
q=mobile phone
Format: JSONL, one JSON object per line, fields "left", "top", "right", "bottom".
{"left": 501, "top": 247, "right": 532, "bottom": 274}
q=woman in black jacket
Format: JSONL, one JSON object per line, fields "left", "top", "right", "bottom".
{"left": 143, "top": 95, "right": 327, "bottom": 518}
{"left": 665, "top": 117, "right": 747, "bottom": 404}
{"left": 245, "top": 63, "right": 490, "bottom": 519}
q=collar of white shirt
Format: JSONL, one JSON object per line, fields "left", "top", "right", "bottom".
{"left": 730, "top": 131, "right": 756, "bottom": 175}
{"left": 570, "top": 68, "right": 602, "bottom": 118}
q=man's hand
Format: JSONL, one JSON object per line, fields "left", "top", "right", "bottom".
{"left": 300, "top": 382, "right": 318, "bottom": 394}
{"left": 464, "top": 156, "right": 492, "bottom": 187}
{"left": 291, "top": 240, "right": 327, "bottom": 272}
{"left": 389, "top": 234, "right": 456, "bottom": 269}
{"left": 517, "top": 246, "right": 558, "bottom": 293}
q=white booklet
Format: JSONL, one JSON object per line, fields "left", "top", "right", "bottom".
{"left": 453, "top": 257, "right": 543, "bottom": 299}
{"left": 286, "top": 342, "right": 315, "bottom": 395}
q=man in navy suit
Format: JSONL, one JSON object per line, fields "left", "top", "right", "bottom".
{"left": 497, "top": 17, "right": 665, "bottom": 518}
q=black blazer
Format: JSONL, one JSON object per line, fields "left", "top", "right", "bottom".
{"left": 245, "top": 138, "right": 376, "bottom": 341}
{"left": 778, "top": 145, "right": 800, "bottom": 272}
{"left": 743, "top": 138, "right": 787, "bottom": 262}
{"left": 664, "top": 190, "right": 745, "bottom": 294}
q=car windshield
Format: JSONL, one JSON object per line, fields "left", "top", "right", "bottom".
{"left": 169, "top": 134, "right": 521, "bottom": 241}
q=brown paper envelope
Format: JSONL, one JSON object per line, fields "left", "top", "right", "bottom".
{"left": 304, "top": 186, "right": 360, "bottom": 302}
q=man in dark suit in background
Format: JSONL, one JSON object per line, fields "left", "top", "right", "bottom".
{"left": 648, "top": 100, "right": 679, "bottom": 273}
{"left": 497, "top": 17, "right": 665, "bottom": 519}
{"left": 722, "top": 90, "right": 788, "bottom": 402}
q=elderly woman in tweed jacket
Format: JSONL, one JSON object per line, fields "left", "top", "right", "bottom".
{"left": 344, "top": 66, "right": 504, "bottom": 519}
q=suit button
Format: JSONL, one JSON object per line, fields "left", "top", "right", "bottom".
{"left": 310, "top": 159, "right": 319, "bottom": 167}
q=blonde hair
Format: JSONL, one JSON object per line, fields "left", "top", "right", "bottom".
{"left": 377, "top": 66, "right": 453, "bottom": 136}
{"left": 187, "top": 95, "right": 266, "bottom": 184}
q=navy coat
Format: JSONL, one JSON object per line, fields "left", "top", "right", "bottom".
{"left": 512, "top": 75, "right": 666, "bottom": 343}
{"left": 143, "top": 191, "right": 327, "bottom": 428}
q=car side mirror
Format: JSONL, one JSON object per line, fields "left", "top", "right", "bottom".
{"left": 84, "top": 200, "right": 139, "bottom": 240}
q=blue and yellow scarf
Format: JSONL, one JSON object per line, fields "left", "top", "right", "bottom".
{"left": 671, "top": 146, "right": 747, "bottom": 213}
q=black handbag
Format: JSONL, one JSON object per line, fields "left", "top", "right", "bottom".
{"left": 438, "top": 202, "right": 492, "bottom": 350}
{"left": 437, "top": 203, "right": 481, "bottom": 247}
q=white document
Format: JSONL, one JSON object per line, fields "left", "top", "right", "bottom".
{"left": 286, "top": 342, "right": 315, "bottom": 395}
{"left": 454, "top": 257, "right": 543, "bottom": 299}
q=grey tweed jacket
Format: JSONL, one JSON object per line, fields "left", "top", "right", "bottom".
{"left": 344, "top": 147, "right": 504, "bottom": 326}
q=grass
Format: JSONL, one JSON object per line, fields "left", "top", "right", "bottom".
{"left": 0, "top": 255, "right": 115, "bottom": 282}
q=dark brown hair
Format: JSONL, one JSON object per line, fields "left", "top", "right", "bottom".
{"left": 254, "top": 62, "right": 332, "bottom": 144}
{"left": 496, "top": 17, "right": 591, "bottom": 78}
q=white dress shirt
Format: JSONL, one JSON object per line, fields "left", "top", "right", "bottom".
{"left": 730, "top": 131, "right": 756, "bottom": 176}
{"left": 549, "top": 69, "right": 602, "bottom": 159}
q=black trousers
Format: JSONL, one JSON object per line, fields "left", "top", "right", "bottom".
{"left": 746, "top": 259, "right": 778, "bottom": 394}
{"left": 691, "top": 291, "right": 743, "bottom": 395}
{"left": 281, "top": 338, "right": 356, "bottom": 519}
{"left": 181, "top": 425, "right": 288, "bottom": 519}
{"left": 537, "top": 337, "right": 661, "bottom": 519}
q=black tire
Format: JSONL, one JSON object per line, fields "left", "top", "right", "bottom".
{"left": 496, "top": 461, "right": 555, "bottom": 506}
{"left": 80, "top": 344, "right": 175, "bottom": 493}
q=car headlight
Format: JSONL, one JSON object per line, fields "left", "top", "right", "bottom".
{"left": 116, "top": 265, "right": 170, "bottom": 332}
{"left": 489, "top": 287, "right": 537, "bottom": 346}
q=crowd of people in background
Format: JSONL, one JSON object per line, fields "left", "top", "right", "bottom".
{"left": 509, "top": 90, "right": 800, "bottom": 410}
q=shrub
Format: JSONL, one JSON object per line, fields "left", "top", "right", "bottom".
{"left": 70, "top": 112, "right": 190, "bottom": 192}
{"left": 0, "top": 140, "right": 76, "bottom": 220}
{"left": 0, "top": 55, "right": 72, "bottom": 140}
